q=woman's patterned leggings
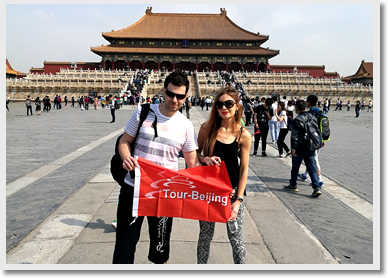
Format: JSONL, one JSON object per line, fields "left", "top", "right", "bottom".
{"left": 197, "top": 200, "right": 245, "bottom": 264}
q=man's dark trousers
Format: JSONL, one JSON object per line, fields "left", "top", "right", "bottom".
{"left": 289, "top": 149, "right": 320, "bottom": 189}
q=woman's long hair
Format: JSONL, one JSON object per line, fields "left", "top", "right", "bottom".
{"left": 278, "top": 101, "right": 288, "bottom": 116}
{"left": 201, "top": 87, "right": 243, "bottom": 156}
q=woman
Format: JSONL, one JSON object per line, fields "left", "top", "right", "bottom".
{"left": 287, "top": 100, "right": 294, "bottom": 119}
{"left": 275, "top": 102, "right": 291, "bottom": 158}
{"left": 35, "top": 96, "right": 41, "bottom": 115}
{"left": 196, "top": 87, "right": 251, "bottom": 264}
{"left": 94, "top": 96, "right": 98, "bottom": 109}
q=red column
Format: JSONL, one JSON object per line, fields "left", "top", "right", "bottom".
{"left": 196, "top": 62, "right": 198, "bottom": 71}
{"left": 127, "top": 60, "right": 130, "bottom": 69}
{"left": 142, "top": 61, "right": 145, "bottom": 70}
{"left": 241, "top": 62, "right": 244, "bottom": 70}
{"left": 158, "top": 61, "right": 160, "bottom": 70}
{"left": 256, "top": 62, "right": 259, "bottom": 72}
{"left": 173, "top": 62, "right": 175, "bottom": 70}
{"left": 226, "top": 62, "right": 228, "bottom": 71}
{"left": 101, "top": 60, "right": 105, "bottom": 70}
{"left": 112, "top": 60, "right": 115, "bottom": 70}
{"left": 211, "top": 62, "right": 214, "bottom": 72}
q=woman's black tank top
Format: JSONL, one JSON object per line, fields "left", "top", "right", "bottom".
{"left": 212, "top": 138, "right": 240, "bottom": 190}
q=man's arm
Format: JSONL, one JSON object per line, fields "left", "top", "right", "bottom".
{"left": 118, "top": 132, "right": 139, "bottom": 172}
{"left": 183, "top": 150, "right": 201, "bottom": 168}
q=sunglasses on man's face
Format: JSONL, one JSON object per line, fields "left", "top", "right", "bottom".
{"left": 165, "top": 89, "right": 187, "bottom": 100}
{"left": 215, "top": 100, "right": 236, "bottom": 109}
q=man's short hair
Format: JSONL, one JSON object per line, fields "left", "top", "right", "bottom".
{"left": 272, "top": 95, "right": 278, "bottom": 101}
{"left": 265, "top": 98, "right": 274, "bottom": 106}
{"left": 306, "top": 95, "right": 318, "bottom": 106}
{"left": 164, "top": 70, "right": 190, "bottom": 94}
{"left": 295, "top": 99, "right": 306, "bottom": 111}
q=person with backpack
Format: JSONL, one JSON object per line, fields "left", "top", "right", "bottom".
{"left": 26, "top": 95, "right": 33, "bottom": 116}
{"left": 274, "top": 102, "right": 291, "bottom": 158}
{"left": 112, "top": 70, "right": 200, "bottom": 264}
{"left": 252, "top": 97, "right": 273, "bottom": 157}
{"left": 298, "top": 95, "right": 330, "bottom": 187}
{"left": 284, "top": 99, "right": 322, "bottom": 197}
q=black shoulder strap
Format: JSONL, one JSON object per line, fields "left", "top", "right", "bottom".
{"left": 136, "top": 103, "right": 158, "bottom": 139}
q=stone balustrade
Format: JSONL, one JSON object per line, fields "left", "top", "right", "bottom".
{"left": 7, "top": 69, "right": 373, "bottom": 103}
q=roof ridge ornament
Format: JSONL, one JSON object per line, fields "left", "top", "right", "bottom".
{"left": 220, "top": 8, "right": 227, "bottom": 16}
{"left": 146, "top": 6, "right": 152, "bottom": 15}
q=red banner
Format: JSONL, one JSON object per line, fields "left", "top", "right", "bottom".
{"left": 132, "top": 156, "right": 233, "bottom": 223}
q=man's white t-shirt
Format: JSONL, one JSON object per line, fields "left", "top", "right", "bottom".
{"left": 123, "top": 104, "right": 198, "bottom": 186}
{"left": 271, "top": 102, "right": 278, "bottom": 121}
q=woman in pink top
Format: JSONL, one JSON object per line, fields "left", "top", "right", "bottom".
{"left": 94, "top": 96, "right": 98, "bottom": 109}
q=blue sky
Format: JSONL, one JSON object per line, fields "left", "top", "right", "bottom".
{"left": 5, "top": 1, "right": 377, "bottom": 77}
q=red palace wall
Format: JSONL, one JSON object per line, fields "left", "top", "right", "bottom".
{"left": 270, "top": 66, "right": 328, "bottom": 79}
{"left": 42, "top": 62, "right": 101, "bottom": 75}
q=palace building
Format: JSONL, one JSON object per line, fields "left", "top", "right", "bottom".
{"left": 342, "top": 60, "right": 373, "bottom": 86}
{"left": 90, "top": 7, "right": 279, "bottom": 72}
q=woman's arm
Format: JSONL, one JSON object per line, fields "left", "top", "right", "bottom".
{"left": 275, "top": 110, "right": 285, "bottom": 122}
{"left": 229, "top": 128, "right": 251, "bottom": 220}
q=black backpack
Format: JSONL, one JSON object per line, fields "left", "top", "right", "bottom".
{"left": 310, "top": 110, "right": 330, "bottom": 142}
{"left": 319, "top": 115, "right": 330, "bottom": 142}
{"left": 110, "top": 103, "right": 158, "bottom": 186}
{"left": 303, "top": 114, "right": 323, "bottom": 151}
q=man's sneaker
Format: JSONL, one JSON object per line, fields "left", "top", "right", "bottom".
{"left": 111, "top": 219, "right": 117, "bottom": 229}
{"left": 284, "top": 185, "right": 298, "bottom": 192}
{"left": 252, "top": 151, "right": 257, "bottom": 156}
{"left": 312, "top": 187, "right": 322, "bottom": 197}
{"left": 298, "top": 173, "right": 308, "bottom": 181}
{"left": 262, "top": 152, "right": 267, "bottom": 157}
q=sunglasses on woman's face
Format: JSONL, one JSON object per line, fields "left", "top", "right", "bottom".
{"left": 165, "top": 89, "right": 187, "bottom": 100}
{"left": 215, "top": 100, "right": 235, "bottom": 109}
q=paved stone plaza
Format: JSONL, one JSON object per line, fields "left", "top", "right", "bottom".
{"left": 5, "top": 101, "right": 376, "bottom": 267}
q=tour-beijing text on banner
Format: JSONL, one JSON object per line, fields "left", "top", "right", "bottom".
{"left": 132, "top": 156, "right": 233, "bottom": 223}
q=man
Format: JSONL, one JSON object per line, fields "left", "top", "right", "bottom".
{"left": 284, "top": 99, "right": 322, "bottom": 197}
{"left": 26, "top": 95, "right": 33, "bottom": 116}
{"left": 113, "top": 70, "right": 200, "bottom": 264}
{"left": 367, "top": 100, "right": 373, "bottom": 112}
{"left": 269, "top": 96, "right": 279, "bottom": 143}
{"left": 109, "top": 95, "right": 115, "bottom": 123}
{"left": 205, "top": 96, "right": 212, "bottom": 110}
{"left": 252, "top": 98, "right": 273, "bottom": 157}
{"left": 298, "top": 95, "right": 327, "bottom": 187}
{"left": 185, "top": 96, "right": 191, "bottom": 119}
{"left": 243, "top": 96, "right": 253, "bottom": 126}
